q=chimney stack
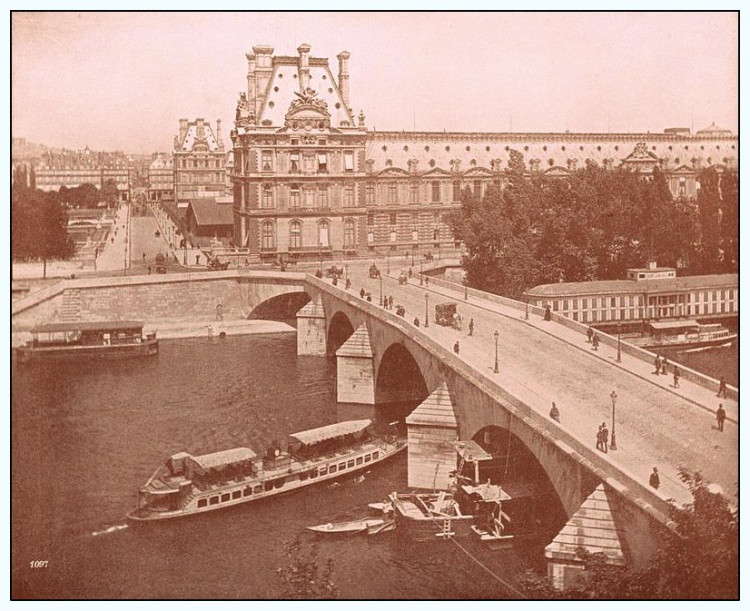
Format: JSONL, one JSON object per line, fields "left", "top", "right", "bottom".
{"left": 298, "top": 43, "right": 311, "bottom": 91}
{"left": 178, "top": 118, "right": 189, "bottom": 145}
{"left": 252, "top": 45, "right": 274, "bottom": 116}
{"left": 246, "top": 52, "right": 256, "bottom": 112}
{"left": 196, "top": 118, "right": 205, "bottom": 140}
{"left": 337, "top": 51, "right": 351, "bottom": 108}
{"left": 216, "top": 118, "right": 223, "bottom": 148}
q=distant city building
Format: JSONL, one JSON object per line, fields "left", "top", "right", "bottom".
{"left": 525, "top": 263, "right": 738, "bottom": 324}
{"left": 173, "top": 118, "right": 227, "bottom": 201}
{"left": 34, "top": 147, "right": 132, "bottom": 201}
{"left": 148, "top": 153, "right": 174, "bottom": 201}
{"left": 184, "top": 197, "right": 234, "bottom": 239}
{"left": 230, "top": 44, "right": 737, "bottom": 261}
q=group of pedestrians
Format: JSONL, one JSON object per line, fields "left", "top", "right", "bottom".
{"left": 586, "top": 327, "right": 600, "bottom": 350}
{"left": 595, "top": 422, "right": 610, "bottom": 453}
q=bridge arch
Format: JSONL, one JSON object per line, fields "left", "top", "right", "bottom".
{"left": 374, "top": 341, "right": 429, "bottom": 406}
{"left": 327, "top": 310, "right": 355, "bottom": 355}
{"left": 249, "top": 290, "right": 310, "bottom": 322}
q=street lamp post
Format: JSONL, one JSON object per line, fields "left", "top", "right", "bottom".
{"left": 493, "top": 330, "right": 500, "bottom": 373}
{"left": 525, "top": 296, "right": 529, "bottom": 320}
{"left": 610, "top": 390, "right": 618, "bottom": 450}
{"left": 387, "top": 253, "right": 390, "bottom": 275}
{"left": 616, "top": 323, "right": 622, "bottom": 363}
{"left": 411, "top": 246, "right": 415, "bottom": 267}
{"left": 379, "top": 275, "right": 383, "bottom": 306}
{"left": 420, "top": 259, "right": 424, "bottom": 285}
{"left": 424, "top": 293, "right": 430, "bottom": 328}
{"left": 464, "top": 278, "right": 468, "bottom": 301}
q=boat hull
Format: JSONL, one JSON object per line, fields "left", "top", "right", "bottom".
{"left": 128, "top": 439, "right": 406, "bottom": 522}
{"left": 627, "top": 334, "right": 736, "bottom": 351}
{"left": 15, "top": 339, "right": 159, "bottom": 363}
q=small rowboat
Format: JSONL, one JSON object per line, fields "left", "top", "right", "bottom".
{"left": 368, "top": 501, "right": 393, "bottom": 513}
{"left": 307, "top": 518, "right": 385, "bottom": 534}
{"left": 367, "top": 519, "right": 395, "bottom": 535}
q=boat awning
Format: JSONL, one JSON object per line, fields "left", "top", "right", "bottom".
{"left": 649, "top": 320, "right": 699, "bottom": 331}
{"left": 454, "top": 440, "right": 494, "bottom": 462}
{"left": 190, "top": 447, "right": 257, "bottom": 470}
{"left": 31, "top": 320, "right": 145, "bottom": 334}
{"left": 461, "top": 483, "right": 511, "bottom": 503}
{"left": 289, "top": 419, "right": 372, "bottom": 446}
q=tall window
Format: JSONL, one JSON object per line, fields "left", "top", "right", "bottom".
{"left": 410, "top": 183, "right": 419, "bottom": 203}
{"left": 290, "top": 184, "right": 300, "bottom": 208}
{"left": 366, "top": 183, "right": 375, "bottom": 204}
{"left": 390, "top": 213, "right": 397, "bottom": 225}
{"left": 261, "top": 151, "right": 273, "bottom": 172}
{"left": 431, "top": 181, "right": 441, "bottom": 203}
{"left": 317, "top": 186, "right": 329, "bottom": 209}
{"left": 344, "top": 184, "right": 354, "bottom": 207}
{"left": 261, "top": 221, "right": 276, "bottom": 250}
{"left": 344, "top": 151, "right": 354, "bottom": 172}
{"left": 453, "top": 180, "right": 462, "bottom": 202}
{"left": 317, "top": 153, "right": 328, "bottom": 173}
{"left": 473, "top": 180, "right": 482, "bottom": 198}
{"left": 289, "top": 152, "right": 300, "bottom": 173}
{"left": 318, "top": 220, "right": 330, "bottom": 248}
{"left": 261, "top": 184, "right": 274, "bottom": 208}
{"left": 289, "top": 221, "right": 302, "bottom": 249}
{"left": 344, "top": 219, "right": 356, "bottom": 249}
{"left": 388, "top": 182, "right": 398, "bottom": 204}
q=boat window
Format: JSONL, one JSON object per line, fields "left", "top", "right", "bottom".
{"left": 347, "top": 460, "right": 355, "bottom": 468}
{"left": 300, "top": 471, "right": 309, "bottom": 480}
{"left": 364, "top": 454, "right": 371, "bottom": 463}
{"left": 254, "top": 485, "right": 263, "bottom": 494}
{"left": 265, "top": 481, "right": 274, "bottom": 491}
{"left": 273, "top": 478, "right": 285, "bottom": 489}
{"left": 232, "top": 490, "right": 242, "bottom": 500}
{"left": 310, "top": 469, "right": 318, "bottom": 478}
{"left": 329, "top": 465, "right": 337, "bottom": 473}
{"left": 339, "top": 462, "right": 346, "bottom": 470}
{"left": 209, "top": 496, "right": 219, "bottom": 505}
{"left": 243, "top": 487, "right": 253, "bottom": 497}
{"left": 198, "top": 499, "right": 208, "bottom": 508}
{"left": 221, "top": 493, "right": 230, "bottom": 502}
{"left": 356, "top": 457, "right": 363, "bottom": 465}
{"left": 372, "top": 451, "right": 379, "bottom": 460}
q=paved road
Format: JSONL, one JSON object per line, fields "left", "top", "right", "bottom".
{"left": 337, "top": 264, "right": 738, "bottom": 507}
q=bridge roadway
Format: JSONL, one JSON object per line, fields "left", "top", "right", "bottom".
{"left": 340, "top": 266, "right": 737, "bottom": 507}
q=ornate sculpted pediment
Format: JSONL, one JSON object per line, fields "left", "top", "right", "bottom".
{"left": 623, "top": 141, "right": 658, "bottom": 163}
{"left": 235, "top": 92, "right": 255, "bottom": 128}
{"left": 285, "top": 87, "right": 331, "bottom": 131}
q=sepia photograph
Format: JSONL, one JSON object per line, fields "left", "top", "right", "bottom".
{"left": 10, "top": 10, "right": 738, "bottom": 601}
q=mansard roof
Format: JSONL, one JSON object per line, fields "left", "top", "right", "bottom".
{"left": 178, "top": 120, "right": 222, "bottom": 152}
{"left": 257, "top": 59, "right": 355, "bottom": 129}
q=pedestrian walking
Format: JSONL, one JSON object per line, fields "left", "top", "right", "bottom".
{"left": 716, "top": 404, "right": 726, "bottom": 432}
{"left": 345, "top": 278, "right": 351, "bottom": 290}
{"left": 717, "top": 376, "right": 728, "bottom": 398}
{"left": 601, "top": 423, "right": 609, "bottom": 453}
{"left": 147, "top": 265, "right": 151, "bottom": 275}
{"left": 413, "top": 317, "right": 420, "bottom": 327}
{"left": 596, "top": 424, "right": 603, "bottom": 451}
{"left": 196, "top": 254, "right": 200, "bottom": 265}
{"left": 550, "top": 402, "right": 560, "bottom": 423}
{"left": 661, "top": 357, "right": 668, "bottom": 375}
{"left": 367, "top": 294, "right": 372, "bottom": 302}
{"left": 654, "top": 355, "right": 661, "bottom": 375}
{"left": 544, "top": 306, "right": 552, "bottom": 321}
{"left": 468, "top": 318, "right": 474, "bottom": 337}
{"left": 649, "top": 467, "right": 660, "bottom": 490}
{"left": 388, "top": 295, "right": 394, "bottom": 309}
{"left": 673, "top": 366, "right": 681, "bottom": 388}
{"left": 592, "top": 333, "right": 600, "bottom": 351}
{"left": 408, "top": 267, "right": 413, "bottom": 278}
{"left": 587, "top": 326, "right": 593, "bottom": 343}
{"left": 360, "top": 288, "right": 365, "bottom": 298}
{"left": 453, "top": 341, "right": 460, "bottom": 355}
{"left": 142, "top": 252, "right": 146, "bottom": 263}
{"left": 425, "top": 277, "right": 430, "bottom": 286}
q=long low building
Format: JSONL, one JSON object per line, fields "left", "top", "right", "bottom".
{"left": 524, "top": 264, "right": 738, "bottom": 325}
{"left": 229, "top": 44, "right": 737, "bottom": 262}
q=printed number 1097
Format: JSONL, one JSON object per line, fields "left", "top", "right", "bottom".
{"left": 30, "top": 560, "right": 49, "bottom": 568}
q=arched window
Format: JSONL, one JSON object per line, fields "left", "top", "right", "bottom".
{"left": 344, "top": 219, "right": 356, "bottom": 249}
{"left": 261, "top": 221, "right": 276, "bottom": 250}
{"left": 262, "top": 184, "right": 274, "bottom": 208}
{"left": 318, "top": 219, "right": 330, "bottom": 248}
{"left": 289, "top": 220, "right": 302, "bottom": 249}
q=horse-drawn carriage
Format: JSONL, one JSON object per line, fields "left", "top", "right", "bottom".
{"left": 207, "top": 256, "right": 230, "bottom": 271}
{"left": 435, "top": 302, "right": 462, "bottom": 330}
{"left": 369, "top": 264, "right": 381, "bottom": 279}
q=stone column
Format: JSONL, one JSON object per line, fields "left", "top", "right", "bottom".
{"left": 336, "top": 324, "right": 375, "bottom": 404}
{"left": 405, "top": 382, "right": 458, "bottom": 489}
{"left": 296, "top": 297, "right": 326, "bottom": 356}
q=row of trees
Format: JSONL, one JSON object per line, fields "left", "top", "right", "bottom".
{"left": 447, "top": 152, "right": 738, "bottom": 299}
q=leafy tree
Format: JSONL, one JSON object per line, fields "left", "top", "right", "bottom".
{"left": 518, "top": 470, "right": 738, "bottom": 599}
{"left": 12, "top": 186, "right": 74, "bottom": 267}
{"left": 101, "top": 179, "right": 120, "bottom": 208}
{"left": 275, "top": 535, "right": 337, "bottom": 599}
{"left": 696, "top": 167, "right": 722, "bottom": 272}
{"left": 718, "top": 170, "right": 738, "bottom": 271}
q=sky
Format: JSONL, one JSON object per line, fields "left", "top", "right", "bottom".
{"left": 11, "top": 11, "right": 739, "bottom": 154}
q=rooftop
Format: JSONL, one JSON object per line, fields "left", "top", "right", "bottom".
{"left": 525, "top": 273, "right": 738, "bottom": 297}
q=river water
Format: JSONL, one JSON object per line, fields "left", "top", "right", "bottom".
{"left": 12, "top": 334, "right": 536, "bottom": 599}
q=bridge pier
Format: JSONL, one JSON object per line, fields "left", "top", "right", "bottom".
{"left": 405, "top": 382, "right": 458, "bottom": 490}
{"left": 335, "top": 324, "right": 375, "bottom": 404}
{"left": 296, "top": 297, "right": 327, "bottom": 356}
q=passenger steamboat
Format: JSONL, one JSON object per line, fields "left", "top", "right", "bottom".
{"left": 15, "top": 321, "right": 158, "bottom": 363}
{"left": 127, "top": 419, "right": 406, "bottom": 522}
{"left": 625, "top": 320, "right": 736, "bottom": 351}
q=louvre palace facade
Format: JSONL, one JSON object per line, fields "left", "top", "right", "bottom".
{"left": 230, "top": 44, "right": 737, "bottom": 262}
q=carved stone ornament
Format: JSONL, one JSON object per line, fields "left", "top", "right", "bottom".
{"left": 235, "top": 92, "right": 254, "bottom": 127}
{"left": 290, "top": 87, "right": 329, "bottom": 112}
{"left": 284, "top": 87, "right": 331, "bottom": 131}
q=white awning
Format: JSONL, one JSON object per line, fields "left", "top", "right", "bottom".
{"left": 189, "top": 447, "right": 256, "bottom": 470}
{"left": 650, "top": 320, "right": 699, "bottom": 331}
{"left": 289, "top": 419, "right": 371, "bottom": 446}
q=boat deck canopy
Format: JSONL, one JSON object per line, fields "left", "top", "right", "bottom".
{"left": 454, "top": 440, "right": 493, "bottom": 462}
{"left": 189, "top": 447, "right": 257, "bottom": 470}
{"left": 31, "top": 320, "right": 145, "bottom": 334}
{"left": 461, "top": 483, "right": 511, "bottom": 503}
{"left": 649, "top": 320, "right": 699, "bottom": 331}
{"left": 289, "top": 419, "right": 372, "bottom": 445}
